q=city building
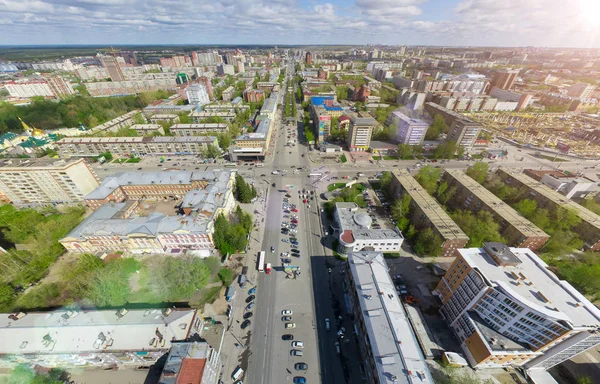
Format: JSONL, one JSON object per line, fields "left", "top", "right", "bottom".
{"left": 170, "top": 123, "right": 229, "bottom": 136}
{"left": 347, "top": 113, "right": 375, "bottom": 152}
{"left": 567, "top": 83, "right": 595, "bottom": 99}
{"left": 228, "top": 118, "right": 272, "bottom": 161}
{"left": 216, "top": 64, "right": 235, "bottom": 76}
{"left": 489, "top": 69, "right": 519, "bottom": 91}
{"left": 190, "top": 111, "right": 236, "bottom": 122}
{"left": 243, "top": 89, "right": 265, "bottom": 103}
{"left": 489, "top": 87, "right": 533, "bottom": 111}
{"left": 434, "top": 242, "right": 600, "bottom": 370}
{"left": 148, "top": 114, "right": 180, "bottom": 124}
{"left": 2, "top": 80, "right": 55, "bottom": 99}
{"left": 496, "top": 168, "right": 600, "bottom": 250}
{"left": 63, "top": 170, "right": 235, "bottom": 255}
{"left": 202, "top": 103, "right": 250, "bottom": 114}
{"left": 160, "top": 55, "right": 191, "bottom": 68}
{"left": 158, "top": 342, "right": 221, "bottom": 384}
{"left": 221, "top": 86, "right": 235, "bottom": 101}
{"left": 129, "top": 124, "right": 165, "bottom": 136}
{"left": 56, "top": 136, "right": 219, "bottom": 158}
{"left": 186, "top": 84, "right": 211, "bottom": 106}
{"left": 397, "top": 88, "right": 427, "bottom": 111}
{"left": 0, "top": 308, "right": 203, "bottom": 369}
{"left": 101, "top": 55, "right": 126, "bottom": 82}
{"left": 310, "top": 96, "right": 343, "bottom": 118}
{"left": 535, "top": 172, "right": 598, "bottom": 200}
{"left": 0, "top": 158, "right": 100, "bottom": 205}
{"left": 333, "top": 202, "right": 403, "bottom": 255}
{"left": 445, "top": 119, "right": 482, "bottom": 150}
{"left": 143, "top": 104, "right": 196, "bottom": 117}
{"left": 87, "top": 111, "right": 143, "bottom": 135}
{"left": 310, "top": 104, "right": 330, "bottom": 145}
{"left": 305, "top": 52, "right": 312, "bottom": 65}
{"left": 75, "top": 66, "right": 109, "bottom": 81}
{"left": 85, "top": 77, "right": 177, "bottom": 97}
{"left": 390, "top": 170, "right": 469, "bottom": 257}
{"left": 346, "top": 251, "right": 434, "bottom": 384}
{"left": 390, "top": 111, "right": 429, "bottom": 146}
{"left": 442, "top": 170, "right": 549, "bottom": 250}
{"left": 45, "top": 76, "right": 75, "bottom": 98}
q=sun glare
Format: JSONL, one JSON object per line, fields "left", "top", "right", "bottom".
{"left": 580, "top": 0, "right": 600, "bottom": 27}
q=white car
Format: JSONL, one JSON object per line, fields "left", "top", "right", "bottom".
{"left": 280, "top": 252, "right": 289, "bottom": 257}
{"left": 292, "top": 341, "right": 304, "bottom": 348}
{"left": 285, "top": 322, "right": 296, "bottom": 329}
{"left": 282, "top": 309, "right": 293, "bottom": 315}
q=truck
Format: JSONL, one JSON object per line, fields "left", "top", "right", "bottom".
{"left": 265, "top": 263, "right": 272, "bottom": 274}
{"left": 258, "top": 251, "right": 265, "bottom": 272}
{"left": 225, "top": 284, "right": 237, "bottom": 302}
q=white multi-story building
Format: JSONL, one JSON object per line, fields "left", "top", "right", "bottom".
{"left": 333, "top": 202, "right": 403, "bottom": 255}
{"left": 568, "top": 82, "right": 595, "bottom": 99}
{"left": 347, "top": 252, "right": 433, "bottom": 384}
{"left": 0, "top": 309, "right": 203, "bottom": 369}
{"left": 185, "top": 84, "right": 211, "bottom": 106}
{"left": 0, "top": 158, "right": 100, "bottom": 205}
{"left": 159, "top": 342, "right": 221, "bottom": 384}
{"left": 434, "top": 243, "right": 600, "bottom": 370}
{"left": 3, "top": 80, "right": 54, "bottom": 98}
{"left": 391, "top": 111, "right": 429, "bottom": 145}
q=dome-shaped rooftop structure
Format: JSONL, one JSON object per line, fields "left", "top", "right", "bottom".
{"left": 353, "top": 212, "right": 372, "bottom": 228}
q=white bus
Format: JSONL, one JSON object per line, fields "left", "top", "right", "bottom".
{"left": 257, "top": 251, "right": 265, "bottom": 272}
{"left": 256, "top": 163, "right": 264, "bottom": 168}
{"left": 309, "top": 173, "right": 322, "bottom": 177}
{"left": 224, "top": 163, "right": 237, "bottom": 168}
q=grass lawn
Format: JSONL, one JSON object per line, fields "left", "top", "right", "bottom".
{"left": 328, "top": 182, "right": 347, "bottom": 192}
{"left": 340, "top": 154, "right": 348, "bottom": 163}
{"left": 537, "top": 153, "right": 568, "bottom": 162}
{"left": 113, "top": 158, "right": 128, "bottom": 164}
{"left": 384, "top": 253, "right": 401, "bottom": 259}
{"left": 372, "top": 156, "right": 382, "bottom": 160}
{"left": 383, "top": 155, "right": 399, "bottom": 160}
{"left": 126, "top": 157, "right": 142, "bottom": 163}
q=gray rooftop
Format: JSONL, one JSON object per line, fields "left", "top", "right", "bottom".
{"left": 348, "top": 252, "right": 433, "bottom": 384}
{"left": 0, "top": 309, "right": 197, "bottom": 355}
{"left": 335, "top": 202, "right": 403, "bottom": 240}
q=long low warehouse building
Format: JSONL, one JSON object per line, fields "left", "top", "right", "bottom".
{"left": 56, "top": 136, "right": 219, "bottom": 157}
{"left": 442, "top": 169, "right": 549, "bottom": 251}
{"left": 390, "top": 169, "right": 469, "bottom": 257}
{"left": 169, "top": 123, "right": 229, "bottom": 136}
{"left": 496, "top": 167, "right": 600, "bottom": 250}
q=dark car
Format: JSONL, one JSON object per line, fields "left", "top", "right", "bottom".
{"left": 282, "top": 334, "right": 294, "bottom": 340}
{"left": 261, "top": 174, "right": 266, "bottom": 177}
{"left": 241, "top": 319, "right": 251, "bottom": 329}
{"left": 244, "top": 312, "right": 253, "bottom": 319}
{"left": 272, "top": 183, "right": 276, "bottom": 187}
{"left": 293, "top": 377, "right": 306, "bottom": 384}
{"left": 295, "top": 363, "right": 308, "bottom": 371}
{"left": 246, "top": 295, "right": 255, "bottom": 303}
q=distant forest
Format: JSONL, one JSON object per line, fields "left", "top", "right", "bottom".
{"left": 0, "top": 91, "right": 172, "bottom": 135}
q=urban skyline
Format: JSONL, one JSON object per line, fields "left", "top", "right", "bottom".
{"left": 2, "top": 0, "right": 600, "bottom": 47}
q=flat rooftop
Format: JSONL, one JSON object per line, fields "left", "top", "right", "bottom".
{"left": 348, "top": 252, "right": 433, "bottom": 384}
{"left": 392, "top": 111, "right": 428, "bottom": 126}
{"left": 0, "top": 309, "right": 198, "bottom": 355}
{"left": 0, "top": 158, "right": 83, "bottom": 169}
{"left": 160, "top": 342, "right": 215, "bottom": 384}
{"left": 498, "top": 168, "right": 600, "bottom": 231}
{"left": 170, "top": 123, "right": 228, "bottom": 130}
{"left": 460, "top": 246, "right": 600, "bottom": 327}
{"left": 445, "top": 170, "right": 548, "bottom": 238}
{"left": 392, "top": 170, "right": 468, "bottom": 241}
{"left": 335, "top": 202, "right": 403, "bottom": 241}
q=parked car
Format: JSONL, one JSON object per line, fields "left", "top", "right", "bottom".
{"left": 282, "top": 334, "right": 294, "bottom": 340}
{"left": 282, "top": 310, "right": 293, "bottom": 315}
{"left": 282, "top": 316, "right": 292, "bottom": 321}
{"left": 248, "top": 287, "right": 256, "bottom": 295}
{"left": 243, "top": 312, "right": 253, "bottom": 319}
{"left": 285, "top": 323, "right": 296, "bottom": 329}
{"left": 241, "top": 320, "right": 251, "bottom": 329}
{"left": 294, "top": 362, "right": 308, "bottom": 370}
{"left": 292, "top": 341, "right": 304, "bottom": 348}
{"left": 290, "top": 350, "right": 303, "bottom": 357}
{"left": 293, "top": 377, "right": 306, "bottom": 384}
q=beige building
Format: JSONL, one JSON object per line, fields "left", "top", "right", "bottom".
{"left": 170, "top": 124, "right": 229, "bottom": 136}
{"left": 56, "top": 136, "right": 219, "bottom": 158}
{"left": 390, "top": 170, "right": 469, "bottom": 256}
{"left": 0, "top": 158, "right": 99, "bottom": 205}
{"left": 434, "top": 243, "right": 600, "bottom": 370}
{"left": 347, "top": 113, "right": 375, "bottom": 152}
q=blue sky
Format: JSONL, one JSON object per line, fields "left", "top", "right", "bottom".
{"left": 1, "top": 0, "right": 600, "bottom": 47}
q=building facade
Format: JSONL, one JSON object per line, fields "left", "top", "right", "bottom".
{"left": 346, "top": 252, "right": 434, "bottom": 384}
{"left": 101, "top": 55, "right": 126, "bottom": 82}
{"left": 170, "top": 124, "right": 229, "bottom": 136}
{"left": 434, "top": 243, "right": 600, "bottom": 370}
{"left": 446, "top": 119, "right": 483, "bottom": 150}
{"left": 490, "top": 69, "right": 519, "bottom": 91}
{"left": 442, "top": 170, "right": 549, "bottom": 250}
{"left": 390, "top": 170, "right": 469, "bottom": 256}
{"left": 186, "top": 84, "right": 211, "bottom": 106}
{"left": 391, "top": 111, "right": 429, "bottom": 145}
{"left": 56, "top": 136, "right": 219, "bottom": 158}
{"left": 568, "top": 83, "right": 595, "bottom": 98}
{"left": 0, "top": 308, "right": 203, "bottom": 369}
{"left": 0, "top": 158, "right": 100, "bottom": 205}
{"left": 496, "top": 168, "right": 600, "bottom": 250}
{"left": 347, "top": 113, "right": 375, "bottom": 151}
{"left": 333, "top": 202, "right": 403, "bottom": 254}
{"left": 3, "top": 81, "right": 54, "bottom": 98}
{"left": 159, "top": 342, "right": 221, "bottom": 384}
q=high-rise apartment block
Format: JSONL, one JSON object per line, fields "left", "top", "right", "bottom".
{"left": 0, "top": 158, "right": 99, "bottom": 205}
{"left": 442, "top": 170, "right": 550, "bottom": 250}
{"left": 45, "top": 76, "right": 75, "bottom": 98}
{"left": 217, "top": 64, "right": 235, "bottom": 76}
{"left": 390, "top": 170, "right": 469, "bottom": 257}
{"left": 185, "top": 84, "right": 211, "bottom": 106}
{"left": 3, "top": 80, "right": 55, "bottom": 99}
{"left": 160, "top": 55, "right": 191, "bottom": 68}
{"left": 391, "top": 111, "right": 429, "bottom": 145}
{"left": 305, "top": 52, "right": 313, "bottom": 65}
{"left": 243, "top": 89, "right": 265, "bottom": 103}
{"left": 101, "top": 55, "right": 125, "bottom": 82}
{"left": 489, "top": 69, "right": 519, "bottom": 91}
{"left": 347, "top": 113, "right": 375, "bottom": 151}
{"left": 434, "top": 243, "right": 600, "bottom": 370}
{"left": 567, "top": 82, "right": 596, "bottom": 98}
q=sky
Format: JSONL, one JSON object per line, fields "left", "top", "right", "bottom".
{"left": 2, "top": 0, "right": 600, "bottom": 47}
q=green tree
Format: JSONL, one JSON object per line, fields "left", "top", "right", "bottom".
{"left": 218, "top": 268, "right": 234, "bottom": 286}
{"left": 336, "top": 86, "right": 349, "bottom": 100}
{"left": 413, "top": 228, "right": 443, "bottom": 257}
{"left": 99, "top": 151, "right": 113, "bottom": 161}
{"left": 433, "top": 141, "right": 458, "bottom": 159}
{"left": 425, "top": 114, "right": 448, "bottom": 140}
{"left": 466, "top": 162, "right": 489, "bottom": 184}
{"left": 203, "top": 144, "right": 221, "bottom": 159}
{"left": 397, "top": 144, "right": 413, "bottom": 160}
{"left": 379, "top": 171, "right": 392, "bottom": 192}
{"left": 414, "top": 165, "right": 441, "bottom": 195}
{"left": 5, "top": 364, "right": 70, "bottom": 384}
{"left": 412, "top": 144, "right": 424, "bottom": 158}
{"left": 217, "top": 133, "right": 232, "bottom": 150}
{"left": 513, "top": 199, "right": 538, "bottom": 219}
{"left": 391, "top": 194, "right": 411, "bottom": 222}
{"left": 451, "top": 210, "right": 505, "bottom": 247}
{"left": 437, "top": 182, "right": 457, "bottom": 205}
{"left": 234, "top": 174, "right": 256, "bottom": 203}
